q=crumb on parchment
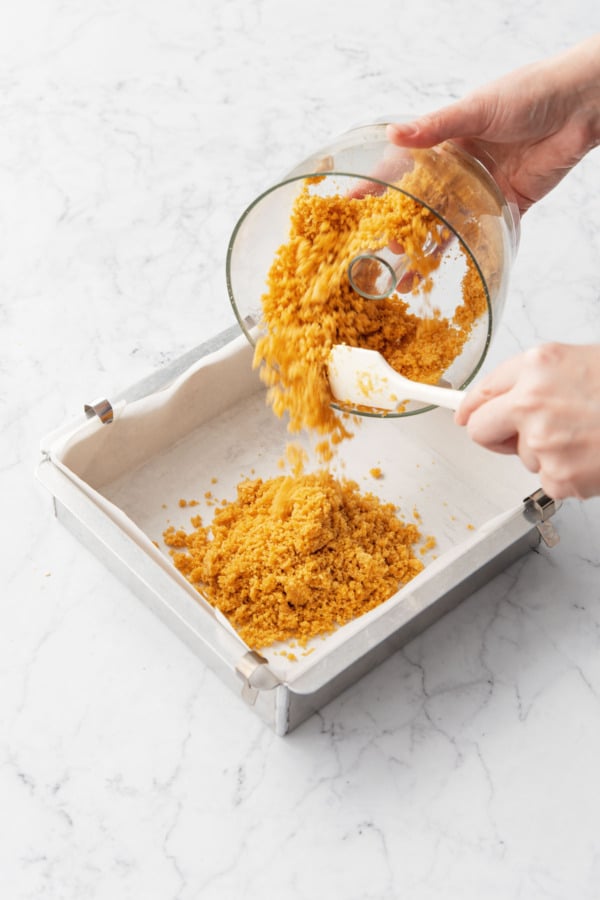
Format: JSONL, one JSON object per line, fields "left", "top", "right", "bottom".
{"left": 164, "top": 471, "right": 423, "bottom": 650}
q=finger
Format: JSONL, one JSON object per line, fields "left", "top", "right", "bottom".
{"left": 465, "top": 392, "right": 541, "bottom": 473}
{"left": 347, "top": 177, "right": 387, "bottom": 200}
{"left": 392, "top": 230, "right": 455, "bottom": 293}
{"left": 464, "top": 391, "right": 519, "bottom": 448}
{"left": 455, "top": 355, "right": 526, "bottom": 425}
{"left": 538, "top": 462, "right": 575, "bottom": 500}
{"left": 395, "top": 271, "right": 420, "bottom": 293}
{"left": 386, "top": 98, "right": 494, "bottom": 148}
{"left": 388, "top": 239, "right": 404, "bottom": 254}
{"left": 484, "top": 434, "right": 519, "bottom": 455}
{"left": 347, "top": 150, "right": 414, "bottom": 199}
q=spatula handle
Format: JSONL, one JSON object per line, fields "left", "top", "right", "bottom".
{"left": 415, "top": 383, "right": 464, "bottom": 411}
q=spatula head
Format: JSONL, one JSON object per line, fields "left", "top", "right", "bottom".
{"left": 327, "top": 345, "right": 408, "bottom": 411}
{"left": 327, "top": 344, "right": 465, "bottom": 412}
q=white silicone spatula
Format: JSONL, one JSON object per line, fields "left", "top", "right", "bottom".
{"left": 328, "top": 344, "right": 464, "bottom": 412}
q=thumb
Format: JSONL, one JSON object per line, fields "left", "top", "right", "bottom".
{"left": 387, "top": 97, "right": 493, "bottom": 148}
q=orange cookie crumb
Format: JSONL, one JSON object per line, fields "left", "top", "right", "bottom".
{"left": 164, "top": 471, "right": 423, "bottom": 650}
{"left": 253, "top": 172, "right": 487, "bottom": 457}
{"left": 420, "top": 535, "right": 437, "bottom": 555}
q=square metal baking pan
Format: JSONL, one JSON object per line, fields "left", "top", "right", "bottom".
{"left": 37, "top": 325, "right": 560, "bottom": 735}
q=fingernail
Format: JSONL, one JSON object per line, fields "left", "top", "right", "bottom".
{"left": 392, "top": 122, "right": 419, "bottom": 136}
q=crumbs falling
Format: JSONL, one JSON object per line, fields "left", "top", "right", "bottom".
{"left": 253, "top": 166, "right": 487, "bottom": 457}
{"left": 162, "top": 165, "right": 483, "bottom": 650}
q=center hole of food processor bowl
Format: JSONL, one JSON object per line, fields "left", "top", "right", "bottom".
{"left": 348, "top": 253, "right": 398, "bottom": 300}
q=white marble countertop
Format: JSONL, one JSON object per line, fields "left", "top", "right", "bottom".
{"left": 3, "top": 1, "right": 600, "bottom": 897}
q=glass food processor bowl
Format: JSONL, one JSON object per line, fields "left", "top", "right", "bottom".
{"left": 226, "top": 121, "right": 520, "bottom": 417}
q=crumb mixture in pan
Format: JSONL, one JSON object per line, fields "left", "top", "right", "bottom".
{"left": 164, "top": 470, "right": 423, "bottom": 649}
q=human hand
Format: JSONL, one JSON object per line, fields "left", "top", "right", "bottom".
{"left": 455, "top": 343, "right": 600, "bottom": 499}
{"left": 387, "top": 35, "right": 600, "bottom": 214}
